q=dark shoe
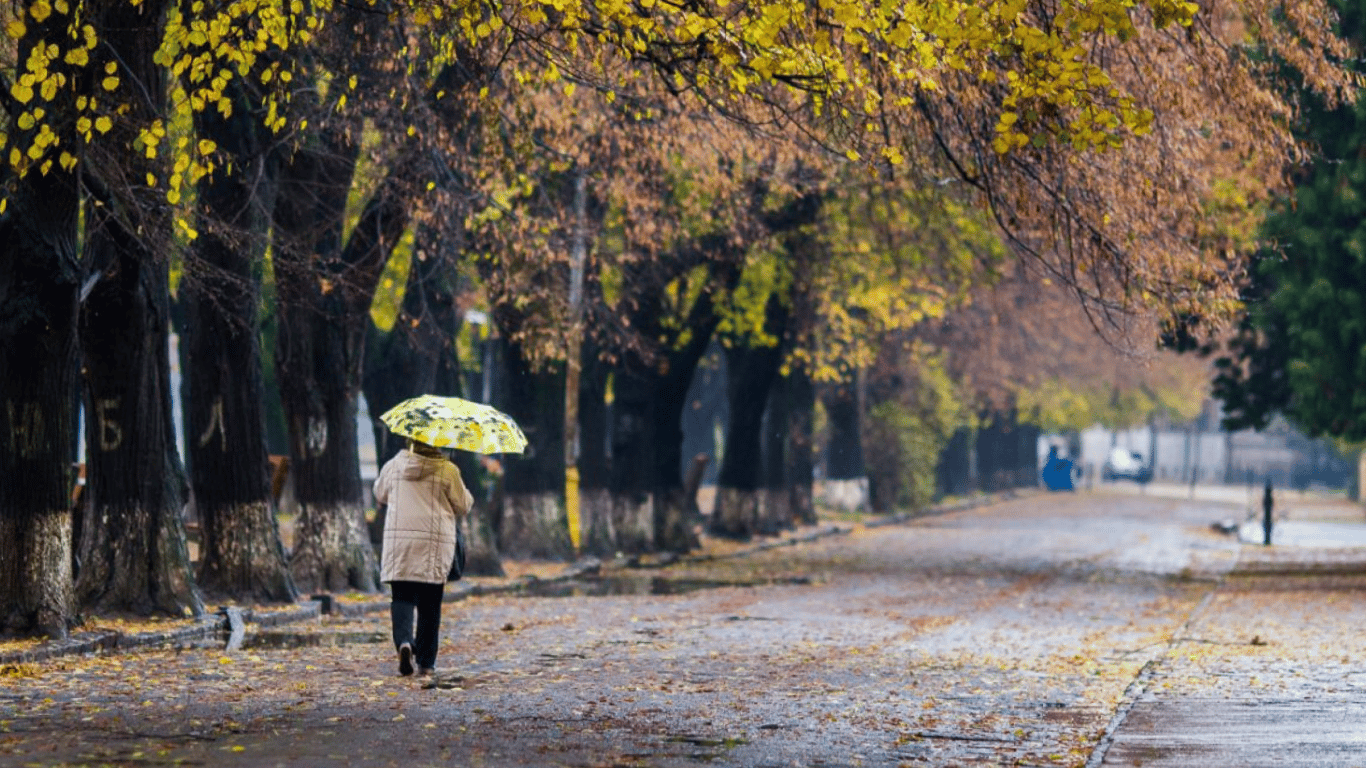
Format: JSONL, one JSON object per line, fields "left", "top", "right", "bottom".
{"left": 398, "top": 643, "right": 414, "bottom": 676}
{"left": 417, "top": 666, "right": 434, "bottom": 677}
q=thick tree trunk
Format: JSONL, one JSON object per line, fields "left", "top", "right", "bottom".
{"left": 821, "top": 379, "right": 868, "bottom": 511}
{"left": 576, "top": 336, "right": 616, "bottom": 556}
{"left": 183, "top": 82, "right": 296, "bottom": 603}
{"left": 609, "top": 369, "right": 658, "bottom": 554}
{"left": 607, "top": 339, "right": 709, "bottom": 555}
{"left": 681, "top": 343, "right": 726, "bottom": 519}
{"left": 781, "top": 234, "right": 818, "bottom": 527}
{"left": 605, "top": 231, "right": 750, "bottom": 555}
{"left": 0, "top": 163, "right": 80, "bottom": 639}
{"left": 936, "top": 427, "right": 975, "bottom": 497}
{"left": 707, "top": 192, "right": 821, "bottom": 538}
{"left": 497, "top": 339, "right": 571, "bottom": 560}
{"left": 759, "top": 374, "right": 794, "bottom": 535}
{"left": 74, "top": 0, "right": 202, "bottom": 618}
{"left": 650, "top": 353, "right": 703, "bottom": 553}
{"left": 712, "top": 296, "right": 788, "bottom": 539}
{"left": 361, "top": 223, "right": 465, "bottom": 469}
{"left": 977, "top": 411, "right": 1016, "bottom": 492}
{"left": 78, "top": 219, "right": 202, "bottom": 616}
{"left": 274, "top": 44, "right": 475, "bottom": 589}
{"left": 273, "top": 133, "right": 379, "bottom": 594}
{"left": 0, "top": 5, "right": 85, "bottom": 634}
{"left": 785, "top": 368, "right": 818, "bottom": 526}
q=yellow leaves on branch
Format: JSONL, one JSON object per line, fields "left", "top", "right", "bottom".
{"left": 491, "top": 0, "right": 1209, "bottom": 159}
{"left": 2, "top": 0, "right": 326, "bottom": 193}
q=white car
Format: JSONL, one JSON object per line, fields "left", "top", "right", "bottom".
{"left": 1103, "top": 447, "right": 1152, "bottom": 482}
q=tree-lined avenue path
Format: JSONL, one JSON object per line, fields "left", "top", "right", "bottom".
{"left": 3, "top": 490, "right": 1365, "bottom": 767}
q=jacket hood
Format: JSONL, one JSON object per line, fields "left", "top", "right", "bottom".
{"left": 401, "top": 449, "right": 447, "bottom": 480}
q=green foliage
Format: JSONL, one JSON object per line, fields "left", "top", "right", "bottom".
{"left": 1214, "top": 0, "right": 1366, "bottom": 438}
{"left": 368, "top": 230, "right": 414, "bottom": 333}
{"left": 864, "top": 353, "right": 968, "bottom": 511}
{"left": 715, "top": 241, "right": 790, "bottom": 348}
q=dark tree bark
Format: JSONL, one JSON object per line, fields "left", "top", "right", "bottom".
{"left": 272, "top": 129, "right": 379, "bottom": 594}
{"left": 496, "top": 338, "right": 571, "bottom": 560}
{"left": 607, "top": 232, "right": 742, "bottom": 555}
{"left": 182, "top": 73, "right": 296, "bottom": 603}
{"left": 708, "top": 190, "right": 822, "bottom": 538}
{"left": 935, "top": 427, "right": 976, "bottom": 497}
{"left": 608, "top": 366, "right": 660, "bottom": 554}
{"left": 821, "top": 379, "right": 868, "bottom": 510}
{"left": 78, "top": 226, "right": 202, "bottom": 616}
{"left": 976, "top": 411, "right": 1017, "bottom": 492}
{"left": 712, "top": 295, "right": 789, "bottom": 539}
{"left": 363, "top": 225, "right": 466, "bottom": 469}
{"left": 760, "top": 372, "right": 795, "bottom": 534}
{"left": 784, "top": 366, "right": 818, "bottom": 526}
{"left": 74, "top": 0, "right": 202, "bottom": 619}
{"left": 0, "top": 168, "right": 80, "bottom": 638}
{"left": 273, "top": 45, "right": 492, "bottom": 591}
{"left": 575, "top": 332, "right": 616, "bottom": 556}
{"left": 781, "top": 232, "right": 819, "bottom": 527}
{"left": 0, "top": 8, "right": 83, "bottom": 637}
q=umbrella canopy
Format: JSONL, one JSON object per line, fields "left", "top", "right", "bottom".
{"left": 379, "top": 395, "right": 528, "bottom": 454}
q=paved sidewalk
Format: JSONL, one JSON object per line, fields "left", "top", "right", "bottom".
{"left": 3, "top": 488, "right": 1364, "bottom": 768}
{"left": 1094, "top": 570, "right": 1366, "bottom": 767}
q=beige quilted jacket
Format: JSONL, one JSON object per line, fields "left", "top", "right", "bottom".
{"left": 374, "top": 449, "right": 473, "bottom": 584}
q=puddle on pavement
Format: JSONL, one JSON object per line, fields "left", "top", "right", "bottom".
{"left": 243, "top": 629, "right": 387, "bottom": 649}
{"left": 666, "top": 734, "right": 750, "bottom": 761}
{"left": 518, "top": 574, "right": 810, "bottom": 598}
{"left": 1237, "top": 520, "right": 1366, "bottom": 547}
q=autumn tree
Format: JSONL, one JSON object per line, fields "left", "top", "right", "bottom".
{"left": 75, "top": 0, "right": 201, "bottom": 617}
{"left": 815, "top": 180, "right": 993, "bottom": 514}
{"left": 169, "top": 0, "right": 299, "bottom": 602}
{"left": 923, "top": 259, "right": 1211, "bottom": 494}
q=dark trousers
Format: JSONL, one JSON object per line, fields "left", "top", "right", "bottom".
{"left": 388, "top": 580, "right": 445, "bottom": 670}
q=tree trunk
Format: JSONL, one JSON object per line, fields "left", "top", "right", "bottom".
{"left": 609, "top": 368, "right": 658, "bottom": 554}
{"left": 497, "top": 339, "right": 571, "bottom": 560}
{"left": 78, "top": 215, "right": 202, "bottom": 617}
{"left": 73, "top": 0, "right": 202, "bottom": 619}
{"left": 936, "top": 427, "right": 974, "bottom": 497}
{"left": 607, "top": 324, "right": 712, "bottom": 555}
{"left": 273, "top": 132, "right": 380, "bottom": 594}
{"left": 785, "top": 367, "right": 818, "bottom": 526}
{"left": 781, "top": 231, "right": 819, "bottom": 527}
{"left": 681, "top": 343, "right": 727, "bottom": 520}
{"left": 182, "top": 79, "right": 296, "bottom": 603}
{"left": 712, "top": 296, "right": 789, "bottom": 539}
{"left": 576, "top": 335, "right": 616, "bottom": 556}
{"left": 605, "top": 228, "right": 753, "bottom": 554}
{"left": 649, "top": 358, "right": 701, "bottom": 553}
{"left": 821, "top": 379, "right": 868, "bottom": 511}
{"left": 760, "top": 373, "right": 794, "bottom": 535}
{"left": 0, "top": 149, "right": 80, "bottom": 639}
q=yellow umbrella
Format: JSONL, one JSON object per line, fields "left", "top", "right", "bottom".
{"left": 379, "top": 395, "right": 528, "bottom": 454}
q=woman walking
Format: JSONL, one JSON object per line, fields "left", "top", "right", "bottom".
{"left": 373, "top": 439, "right": 474, "bottom": 677}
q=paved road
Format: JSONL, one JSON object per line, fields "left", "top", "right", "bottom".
{"left": 2, "top": 490, "right": 1365, "bottom": 767}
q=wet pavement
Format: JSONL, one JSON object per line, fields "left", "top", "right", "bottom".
{"left": 2, "top": 489, "right": 1365, "bottom": 767}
